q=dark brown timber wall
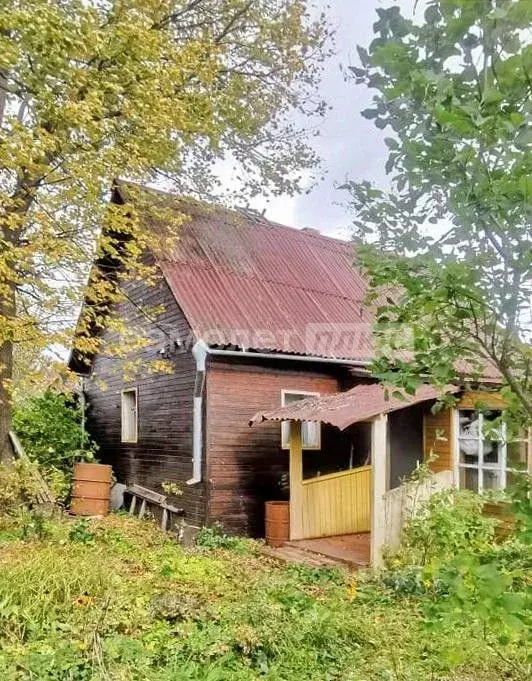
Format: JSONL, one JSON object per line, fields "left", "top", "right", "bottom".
{"left": 84, "top": 273, "right": 206, "bottom": 525}
{"left": 205, "top": 360, "right": 349, "bottom": 537}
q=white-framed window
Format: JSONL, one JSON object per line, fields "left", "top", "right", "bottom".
{"left": 456, "top": 409, "right": 529, "bottom": 491}
{"left": 281, "top": 390, "right": 321, "bottom": 450}
{"left": 121, "top": 388, "right": 138, "bottom": 443}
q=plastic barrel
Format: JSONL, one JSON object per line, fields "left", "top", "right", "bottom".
{"left": 70, "top": 463, "right": 112, "bottom": 517}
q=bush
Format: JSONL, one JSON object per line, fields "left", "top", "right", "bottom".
{"left": 13, "top": 390, "right": 97, "bottom": 474}
{"left": 382, "top": 482, "right": 531, "bottom": 677}
{"left": 398, "top": 488, "right": 495, "bottom": 566}
{"left": 0, "top": 459, "right": 55, "bottom": 539}
{"left": 0, "top": 459, "right": 41, "bottom": 516}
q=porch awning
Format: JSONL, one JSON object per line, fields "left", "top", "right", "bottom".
{"left": 250, "top": 383, "right": 459, "bottom": 431}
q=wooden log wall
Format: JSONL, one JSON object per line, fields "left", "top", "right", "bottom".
{"left": 205, "top": 360, "right": 346, "bottom": 536}
{"left": 84, "top": 271, "right": 206, "bottom": 526}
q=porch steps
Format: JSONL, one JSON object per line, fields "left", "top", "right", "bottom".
{"left": 261, "top": 533, "right": 371, "bottom": 570}
{"left": 262, "top": 544, "right": 344, "bottom": 568}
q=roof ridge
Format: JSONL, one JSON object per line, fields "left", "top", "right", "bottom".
{"left": 115, "top": 179, "right": 353, "bottom": 251}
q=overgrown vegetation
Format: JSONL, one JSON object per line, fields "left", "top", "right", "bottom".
{"left": 13, "top": 391, "right": 97, "bottom": 472}
{"left": 11, "top": 390, "right": 98, "bottom": 502}
{"left": 345, "top": 0, "right": 532, "bottom": 422}
{"left": 0, "top": 483, "right": 529, "bottom": 680}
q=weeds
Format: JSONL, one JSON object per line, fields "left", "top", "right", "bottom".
{"left": 0, "top": 512, "right": 526, "bottom": 680}
{"left": 196, "top": 522, "right": 257, "bottom": 555}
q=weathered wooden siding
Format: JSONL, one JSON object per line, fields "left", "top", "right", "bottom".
{"left": 423, "top": 407, "right": 454, "bottom": 473}
{"left": 205, "top": 360, "right": 344, "bottom": 536}
{"left": 84, "top": 272, "right": 206, "bottom": 526}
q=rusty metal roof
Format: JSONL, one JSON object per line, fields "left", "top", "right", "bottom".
{"left": 116, "top": 183, "right": 374, "bottom": 361}
{"left": 250, "top": 384, "right": 459, "bottom": 430}
{"left": 111, "top": 183, "right": 501, "bottom": 379}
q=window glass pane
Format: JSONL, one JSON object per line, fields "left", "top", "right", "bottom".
{"left": 458, "top": 411, "right": 479, "bottom": 463}
{"left": 459, "top": 467, "right": 478, "bottom": 491}
{"left": 302, "top": 421, "right": 319, "bottom": 448}
{"left": 285, "top": 393, "right": 302, "bottom": 405}
{"left": 483, "top": 469, "right": 503, "bottom": 491}
{"left": 507, "top": 440, "right": 528, "bottom": 471}
{"left": 121, "top": 390, "right": 137, "bottom": 442}
{"left": 459, "top": 439, "right": 479, "bottom": 464}
{"left": 482, "top": 411, "right": 503, "bottom": 464}
{"left": 281, "top": 392, "right": 320, "bottom": 448}
{"left": 458, "top": 411, "right": 479, "bottom": 439}
{"left": 483, "top": 440, "right": 501, "bottom": 464}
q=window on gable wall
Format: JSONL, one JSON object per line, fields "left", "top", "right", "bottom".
{"left": 121, "top": 389, "right": 138, "bottom": 443}
{"left": 457, "top": 409, "right": 530, "bottom": 491}
{"left": 281, "top": 391, "right": 321, "bottom": 450}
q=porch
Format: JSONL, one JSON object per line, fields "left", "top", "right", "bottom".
{"left": 263, "top": 532, "right": 370, "bottom": 569}
{"left": 252, "top": 383, "right": 460, "bottom": 566}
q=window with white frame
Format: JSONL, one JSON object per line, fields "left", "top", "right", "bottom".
{"left": 457, "top": 410, "right": 529, "bottom": 491}
{"left": 121, "top": 389, "right": 138, "bottom": 443}
{"left": 281, "top": 390, "right": 320, "bottom": 450}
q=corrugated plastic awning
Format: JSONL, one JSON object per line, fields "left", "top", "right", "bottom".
{"left": 250, "top": 383, "right": 459, "bottom": 431}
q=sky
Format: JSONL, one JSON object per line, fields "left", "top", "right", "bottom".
{"left": 250, "top": 0, "right": 423, "bottom": 239}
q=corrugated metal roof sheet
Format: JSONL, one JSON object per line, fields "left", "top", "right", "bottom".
{"left": 118, "top": 183, "right": 375, "bottom": 361}
{"left": 113, "top": 183, "right": 501, "bottom": 378}
{"left": 250, "top": 384, "right": 460, "bottom": 430}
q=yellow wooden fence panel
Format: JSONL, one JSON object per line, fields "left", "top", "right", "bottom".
{"left": 301, "top": 465, "right": 371, "bottom": 538}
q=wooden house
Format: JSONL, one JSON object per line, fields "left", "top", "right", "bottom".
{"left": 70, "top": 184, "right": 530, "bottom": 565}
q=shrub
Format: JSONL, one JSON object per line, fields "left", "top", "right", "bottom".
{"left": 0, "top": 459, "right": 56, "bottom": 540}
{"left": 13, "top": 390, "right": 97, "bottom": 475}
{"left": 398, "top": 488, "right": 495, "bottom": 566}
{"left": 0, "top": 459, "right": 43, "bottom": 517}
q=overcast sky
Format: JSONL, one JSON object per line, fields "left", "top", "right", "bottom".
{"left": 251, "top": 0, "right": 422, "bottom": 239}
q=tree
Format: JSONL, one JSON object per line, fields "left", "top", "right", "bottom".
{"left": 0, "top": 0, "right": 330, "bottom": 459}
{"left": 344, "top": 0, "right": 532, "bottom": 422}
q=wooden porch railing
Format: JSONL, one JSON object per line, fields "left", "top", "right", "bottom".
{"left": 301, "top": 465, "right": 372, "bottom": 538}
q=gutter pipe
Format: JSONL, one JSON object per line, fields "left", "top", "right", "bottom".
{"left": 187, "top": 341, "right": 208, "bottom": 485}
{"left": 205, "top": 346, "right": 372, "bottom": 367}
{"left": 187, "top": 339, "right": 371, "bottom": 485}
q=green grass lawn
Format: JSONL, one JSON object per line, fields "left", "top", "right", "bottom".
{"left": 0, "top": 514, "right": 524, "bottom": 680}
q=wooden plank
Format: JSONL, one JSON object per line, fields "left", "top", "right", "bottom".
{"left": 9, "top": 431, "right": 55, "bottom": 504}
{"left": 302, "top": 465, "right": 371, "bottom": 486}
{"left": 371, "top": 414, "right": 388, "bottom": 567}
{"left": 126, "top": 483, "right": 166, "bottom": 504}
{"left": 458, "top": 391, "right": 508, "bottom": 410}
{"left": 289, "top": 421, "right": 304, "bottom": 540}
{"left": 300, "top": 465, "right": 371, "bottom": 539}
{"left": 423, "top": 408, "right": 453, "bottom": 472}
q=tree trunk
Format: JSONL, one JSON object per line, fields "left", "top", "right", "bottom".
{"left": 0, "top": 283, "right": 15, "bottom": 462}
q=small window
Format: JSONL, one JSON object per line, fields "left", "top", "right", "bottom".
{"left": 457, "top": 409, "right": 530, "bottom": 491}
{"left": 121, "top": 389, "right": 138, "bottom": 443}
{"left": 281, "top": 390, "right": 320, "bottom": 450}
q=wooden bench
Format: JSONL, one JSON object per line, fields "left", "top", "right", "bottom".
{"left": 126, "top": 483, "right": 184, "bottom": 531}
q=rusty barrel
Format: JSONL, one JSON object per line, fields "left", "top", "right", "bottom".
{"left": 71, "top": 463, "right": 112, "bottom": 517}
{"left": 265, "top": 501, "right": 290, "bottom": 547}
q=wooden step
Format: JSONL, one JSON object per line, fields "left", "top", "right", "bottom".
{"left": 262, "top": 544, "right": 347, "bottom": 568}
